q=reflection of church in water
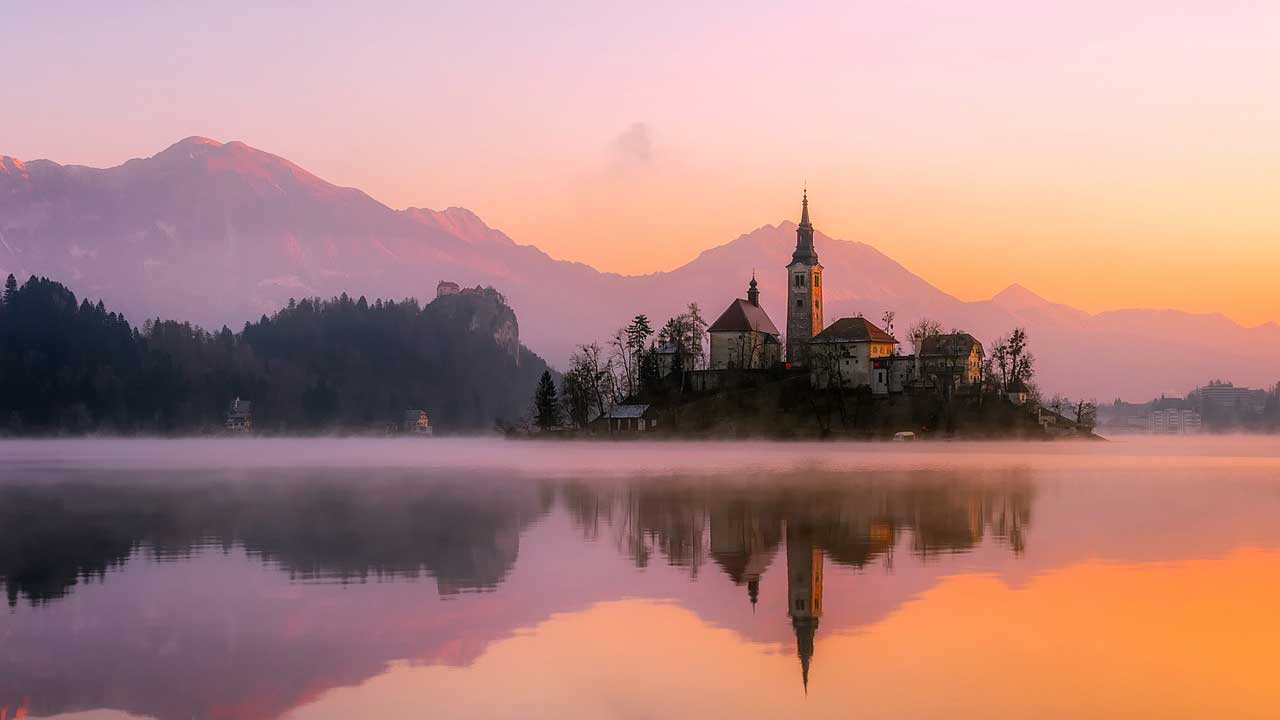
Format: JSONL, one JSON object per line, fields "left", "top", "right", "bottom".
{"left": 698, "top": 482, "right": 1030, "bottom": 692}
{"left": 709, "top": 506, "right": 831, "bottom": 691}
{"left": 786, "top": 523, "right": 823, "bottom": 692}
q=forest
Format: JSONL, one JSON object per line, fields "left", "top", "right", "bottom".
{"left": 0, "top": 274, "right": 551, "bottom": 434}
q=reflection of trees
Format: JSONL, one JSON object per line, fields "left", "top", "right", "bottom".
{"left": 558, "top": 471, "right": 1034, "bottom": 693}
{"left": 559, "top": 471, "right": 1034, "bottom": 581}
{"left": 0, "top": 471, "right": 552, "bottom": 606}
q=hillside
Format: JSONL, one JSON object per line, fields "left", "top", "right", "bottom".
{"left": 3, "top": 137, "right": 1278, "bottom": 400}
{"left": 0, "top": 275, "right": 548, "bottom": 434}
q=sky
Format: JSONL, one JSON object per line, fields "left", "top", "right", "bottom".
{"left": 4, "top": 1, "right": 1280, "bottom": 325}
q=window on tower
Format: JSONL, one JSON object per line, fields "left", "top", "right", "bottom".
{"left": 796, "top": 299, "right": 802, "bottom": 308}
{"left": 814, "top": 275, "right": 820, "bottom": 287}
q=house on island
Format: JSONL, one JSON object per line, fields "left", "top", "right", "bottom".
{"left": 225, "top": 397, "right": 253, "bottom": 433}
{"left": 608, "top": 404, "right": 659, "bottom": 433}
{"left": 918, "top": 333, "right": 985, "bottom": 387}
{"left": 402, "top": 409, "right": 433, "bottom": 435}
{"left": 808, "top": 317, "right": 899, "bottom": 390}
{"left": 654, "top": 341, "right": 683, "bottom": 378}
{"left": 871, "top": 354, "right": 917, "bottom": 395}
{"left": 708, "top": 274, "right": 782, "bottom": 370}
{"left": 1007, "top": 379, "right": 1031, "bottom": 406}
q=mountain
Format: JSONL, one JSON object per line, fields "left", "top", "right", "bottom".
{"left": 2, "top": 137, "right": 1277, "bottom": 401}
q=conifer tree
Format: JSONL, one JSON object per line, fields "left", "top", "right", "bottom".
{"left": 534, "top": 370, "right": 561, "bottom": 430}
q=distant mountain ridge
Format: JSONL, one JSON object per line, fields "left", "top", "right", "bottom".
{"left": 2, "top": 136, "right": 1277, "bottom": 400}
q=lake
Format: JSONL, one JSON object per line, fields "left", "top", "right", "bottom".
{"left": 3, "top": 437, "right": 1280, "bottom": 719}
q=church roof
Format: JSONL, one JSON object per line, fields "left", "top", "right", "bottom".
{"left": 811, "top": 317, "right": 898, "bottom": 344}
{"left": 708, "top": 299, "right": 781, "bottom": 336}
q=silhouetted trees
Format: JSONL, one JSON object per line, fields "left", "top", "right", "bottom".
{"left": 534, "top": 370, "right": 562, "bottom": 430}
{"left": 0, "top": 276, "right": 551, "bottom": 434}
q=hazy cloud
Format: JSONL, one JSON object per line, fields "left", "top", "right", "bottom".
{"left": 611, "top": 122, "right": 653, "bottom": 168}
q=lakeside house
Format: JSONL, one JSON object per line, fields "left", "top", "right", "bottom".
{"left": 402, "top": 409, "right": 433, "bottom": 435}
{"left": 608, "top": 404, "right": 659, "bottom": 433}
{"left": 225, "top": 398, "right": 253, "bottom": 433}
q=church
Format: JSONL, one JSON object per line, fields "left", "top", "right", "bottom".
{"left": 708, "top": 190, "right": 891, "bottom": 374}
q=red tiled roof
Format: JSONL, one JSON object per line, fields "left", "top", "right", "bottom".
{"left": 810, "top": 317, "right": 898, "bottom": 344}
{"left": 708, "top": 299, "right": 781, "bottom": 336}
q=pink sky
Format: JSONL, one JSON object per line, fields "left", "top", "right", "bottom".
{"left": 5, "top": 1, "right": 1280, "bottom": 324}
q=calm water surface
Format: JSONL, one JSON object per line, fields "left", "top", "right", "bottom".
{"left": 3, "top": 438, "right": 1280, "bottom": 719}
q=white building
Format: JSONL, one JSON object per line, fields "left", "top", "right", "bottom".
{"left": 808, "top": 317, "right": 899, "bottom": 389}
{"left": 707, "top": 275, "right": 782, "bottom": 370}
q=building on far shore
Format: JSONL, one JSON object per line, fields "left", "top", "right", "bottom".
{"left": 1149, "top": 407, "right": 1201, "bottom": 434}
{"left": 225, "top": 397, "right": 253, "bottom": 433}
{"left": 808, "top": 317, "right": 898, "bottom": 389}
{"left": 402, "top": 409, "right": 433, "bottom": 435}
{"left": 436, "top": 280, "right": 461, "bottom": 298}
{"left": 708, "top": 274, "right": 782, "bottom": 370}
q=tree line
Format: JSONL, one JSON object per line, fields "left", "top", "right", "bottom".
{"left": 0, "top": 274, "right": 551, "bottom": 434}
{"left": 533, "top": 304, "right": 708, "bottom": 430}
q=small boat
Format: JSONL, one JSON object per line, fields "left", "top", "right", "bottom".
{"left": 892, "top": 431, "right": 916, "bottom": 442}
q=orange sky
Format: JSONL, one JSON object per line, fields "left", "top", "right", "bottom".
{"left": 5, "top": 2, "right": 1280, "bottom": 325}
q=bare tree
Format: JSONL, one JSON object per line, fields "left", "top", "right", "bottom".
{"left": 881, "top": 310, "right": 897, "bottom": 351}
{"left": 571, "top": 342, "right": 616, "bottom": 432}
{"left": 908, "top": 317, "right": 942, "bottom": 356}
{"left": 610, "top": 327, "right": 635, "bottom": 399}
{"left": 1075, "top": 398, "right": 1098, "bottom": 430}
{"left": 991, "top": 327, "right": 1034, "bottom": 393}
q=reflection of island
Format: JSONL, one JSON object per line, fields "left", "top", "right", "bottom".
{"left": 1, "top": 469, "right": 1033, "bottom": 719}
{"left": 563, "top": 473, "right": 1034, "bottom": 689}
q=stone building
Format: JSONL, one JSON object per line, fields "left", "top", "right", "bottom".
{"left": 785, "top": 190, "right": 823, "bottom": 366}
{"left": 707, "top": 275, "right": 782, "bottom": 370}
{"left": 807, "top": 317, "right": 899, "bottom": 389}
{"left": 918, "top": 333, "right": 985, "bottom": 387}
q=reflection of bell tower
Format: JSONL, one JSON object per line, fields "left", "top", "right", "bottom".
{"left": 786, "top": 521, "right": 824, "bottom": 692}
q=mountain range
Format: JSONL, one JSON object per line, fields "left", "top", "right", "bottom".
{"left": 2, "top": 136, "right": 1277, "bottom": 401}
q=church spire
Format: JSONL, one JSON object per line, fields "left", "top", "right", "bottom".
{"left": 747, "top": 272, "right": 759, "bottom": 306}
{"left": 791, "top": 188, "right": 818, "bottom": 265}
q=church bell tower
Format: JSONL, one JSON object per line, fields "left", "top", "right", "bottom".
{"left": 786, "top": 189, "right": 823, "bottom": 365}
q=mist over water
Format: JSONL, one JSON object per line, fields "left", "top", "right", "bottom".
{"left": 7, "top": 435, "right": 1280, "bottom": 475}
{"left": 3, "top": 437, "right": 1280, "bottom": 720}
